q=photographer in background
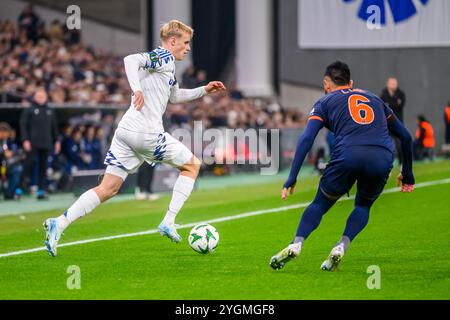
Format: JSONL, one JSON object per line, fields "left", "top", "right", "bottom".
{"left": 20, "top": 87, "right": 60, "bottom": 199}
{"left": 0, "top": 122, "right": 25, "bottom": 200}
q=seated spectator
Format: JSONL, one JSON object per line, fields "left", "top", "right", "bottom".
{"left": 64, "top": 128, "right": 86, "bottom": 172}
{"left": 81, "top": 125, "right": 102, "bottom": 169}
{"left": 414, "top": 115, "right": 435, "bottom": 161}
{"left": 0, "top": 122, "right": 24, "bottom": 200}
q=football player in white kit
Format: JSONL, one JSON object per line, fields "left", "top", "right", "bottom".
{"left": 43, "top": 20, "right": 226, "bottom": 256}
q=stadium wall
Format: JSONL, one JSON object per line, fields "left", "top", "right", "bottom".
{"left": 279, "top": 0, "right": 450, "bottom": 150}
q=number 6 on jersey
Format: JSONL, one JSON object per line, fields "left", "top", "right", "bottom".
{"left": 348, "top": 94, "right": 374, "bottom": 125}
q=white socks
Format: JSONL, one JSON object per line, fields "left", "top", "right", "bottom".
{"left": 163, "top": 175, "right": 195, "bottom": 225}
{"left": 56, "top": 189, "right": 101, "bottom": 231}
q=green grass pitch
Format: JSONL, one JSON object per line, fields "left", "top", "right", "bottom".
{"left": 0, "top": 160, "right": 449, "bottom": 300}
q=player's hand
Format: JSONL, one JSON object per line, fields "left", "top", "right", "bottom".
{"left": 281, "top": 177, "right": 297, "bottom": 200}
{"left": 133, "top": 91, "right": 144, "bottom": 111}
{"left": 23, "top": 140, "right": 31, "bottom": 152}
{"left": 397, "top": 173, "right": 414, "bottom": 193}
{"left": 54, "top": 141, "right": 61, "bottom": 155}
{"left": 205, "top": 81, "right": 226, "bottom": 94}
{"left": 281, "top": 184, "right": 296, "bottom": 200}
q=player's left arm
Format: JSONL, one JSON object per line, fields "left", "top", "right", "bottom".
{"left": 282, "top": 118, "right": 324, "bottom": 200}
{"left": 387, "top": 114, "right": 415, "bottom": 192}
{"left": 169, "top": 81, "right": 226, "bottom": 104}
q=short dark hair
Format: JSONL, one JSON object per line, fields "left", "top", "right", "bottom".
{"left": 324, "top": 61, "right": 351, "bottom": 86}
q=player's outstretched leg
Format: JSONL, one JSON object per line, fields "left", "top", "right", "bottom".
{"left": 321, "top": 194, "right": 375, "bottom": 271}
{"left": 158, "top": 156, "right": 200, "bottom": 243}
{"left": 44, "top": 169, "right": 126, "bottom": 257}
{"left": 270, "top": 188, "right": 337, "bottom": 270}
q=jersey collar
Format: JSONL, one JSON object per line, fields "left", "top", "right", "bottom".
{"left": 157, "top": 46, "right": 174, "bottom": 58}
{"left": 332, "top": 85, "right": 352, "bottom": 92}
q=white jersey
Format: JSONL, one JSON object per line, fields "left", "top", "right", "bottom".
{"left": 119, "top": 46, "right": 206, "bottom": 134}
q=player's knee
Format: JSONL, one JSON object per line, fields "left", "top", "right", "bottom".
{"left": 180, "top": 156, "right": 201, "bottom": 176}
{"left": 355, "top": 194, "right": 376, "bottom": 208}
{"left": 95, "top": 185, "right": 116, "bottom": 201}
{"left": 96, "top": 178, "right": 122, "bottom": 201}
{"left": 191, "top": 156, "right": 201, "bottom": 172}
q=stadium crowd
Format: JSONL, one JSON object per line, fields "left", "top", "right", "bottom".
{"left": 0, "top": 6, "right": 130, "bottom": 105}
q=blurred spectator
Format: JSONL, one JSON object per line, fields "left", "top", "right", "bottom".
{"left": 381, "top": 77, "right": 406, "bottom": 122}
{"left": 17, "top": 4, "right": 41, "bottom": 43}
{"left": 445, "top": 101, "right": 450, "bottom": 144}
{"left": 414, "top": 115, "right": 435, "bottom": 161}
{"left": 95, "top": 126, "right": 108, "bottom": 158}
{"left": 136, "top": 162, "right": 160, "bottom": 201}
{"left": 0, "top": 122, "right": 24, "bottom": 200}
{"left": 228, "top": 82, "right": 244, "bottom": 100}
{"left": 20, "top": 88, "right": 60, "bottom": 199}
{"left": 80, "top": 125, "right": 102, "bottom": 169}
{"left": 195, "top": 69, "right": 208, "bottom": 87}
{"left": 64, "top": 128, "right": 86, "bottom": 171}
{"left": 181, "top": 65, "right": 196, "bottom": 89}
{"left": 48, "top": 20, "right": 64, "bottom": 43}
{"left": 381, "top": 77, "right": 406, "bottom": 164}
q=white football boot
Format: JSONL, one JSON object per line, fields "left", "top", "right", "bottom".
{"left": 321, "top": 244, "right": 345, "bottom": 271}
{"left": 43, "top": 218, "right": 63, "bottom": 257}
{"left": 269, "top": 243, "right": 302, "bottom": 270}
{"left": 158, "top": 221, "right": 182, "bottom": 243}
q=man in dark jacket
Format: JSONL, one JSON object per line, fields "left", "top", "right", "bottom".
{"left": 20, "top": 88, "right": 60, "bottom": 199}
{"left": 380, "top": 77, "right": 406, "bottom": 164}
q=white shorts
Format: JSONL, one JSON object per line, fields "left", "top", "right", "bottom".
{"left": 104, "top": 127, "right": 193, "bottom": 176}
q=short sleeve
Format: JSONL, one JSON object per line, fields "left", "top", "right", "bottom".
{"left": 383, "top": 103, "right": 394, "bottom": 120}
{"left": 308, "top": 100, "right": 326, "bottom": 123}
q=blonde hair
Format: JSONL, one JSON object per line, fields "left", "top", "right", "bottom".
{"left": 160, "top": 20, "right": 193, "bottom": 41}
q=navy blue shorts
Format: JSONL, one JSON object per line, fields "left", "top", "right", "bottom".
{"left": 319, "top": 146, "right": 394, "bottom": 200}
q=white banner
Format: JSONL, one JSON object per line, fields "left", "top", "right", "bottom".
{"left": 298, "top": 0, "right": 450, "bottom": 48}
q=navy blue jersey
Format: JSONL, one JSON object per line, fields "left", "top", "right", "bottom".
{"left": 309, "top": 87, "right": 394, "bottom": 154}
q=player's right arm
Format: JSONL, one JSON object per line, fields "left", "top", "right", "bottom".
{"left": 123, "top": 53, "right": 152, "bottom": 110}
{"left": 386, "top": 113, "right": 415, "bottom": 192}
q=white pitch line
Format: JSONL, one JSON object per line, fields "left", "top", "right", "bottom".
{"left": 1, "top": 178, "right": 449, "bottom": 259}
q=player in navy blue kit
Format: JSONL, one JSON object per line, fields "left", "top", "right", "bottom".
{"left": 270, "top": 62, "right": 415, "bottom": 271}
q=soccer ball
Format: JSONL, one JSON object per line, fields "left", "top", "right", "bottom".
{"left": 188, "top": 224, "right": 219, "bottom": 254}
